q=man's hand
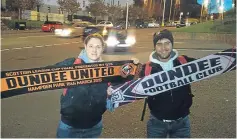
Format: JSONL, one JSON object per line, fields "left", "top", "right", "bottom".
{"left": 131, "top": 57, "right": 139, "bottom": 64}
{"left": 107, "top": 86, "right": 114, "bottom": 96}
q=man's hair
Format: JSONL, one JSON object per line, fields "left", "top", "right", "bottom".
{"left": 153, "top": 29, "right": 174, "bottom": 47}
{"left": 83, "top": 33, "right": 105, "bottom": 47}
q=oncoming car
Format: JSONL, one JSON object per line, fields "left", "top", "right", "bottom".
{"left": 55, "top": 21, "right": 95, "bottom": 37}
{"left": 83, "top": 26, "right": 136, "bottom": 52}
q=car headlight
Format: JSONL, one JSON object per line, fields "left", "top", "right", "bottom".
{"left": 102, "top": 29, "right": 107, "bottom": 35}
{"left": 62, "top": 29, "right": 72, "bottom": 36}
{"left": 105, "top": 37, "right": 120, "bottom": 47}
{"left": 55, "top": 29, "right": 62, "bottom": 35}
{"left": 125, "top": 37, "right": 136, "bottom": 45}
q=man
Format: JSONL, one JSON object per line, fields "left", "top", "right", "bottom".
{"left": 139, "top": 29, "right": 195, "bottom": 138}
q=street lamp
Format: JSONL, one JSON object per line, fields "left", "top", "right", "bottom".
{"left": 179, "top": 12, "right": 183, "bottom": 24}
{"left": 125, "top": 1, "right": 129, "bottom": 29}
{"left": 161, "top": 0, "right": 166, "bottom": 27}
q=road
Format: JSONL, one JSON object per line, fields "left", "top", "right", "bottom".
{"left": 1, "top": 28, "right": 236, "bottom": 138}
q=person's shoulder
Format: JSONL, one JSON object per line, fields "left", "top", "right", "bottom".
{"left": 54, "top": 57, "right": 77, "bottom": 67}
{"left": 179, "top": 55, "right": 196, "bottom": 62}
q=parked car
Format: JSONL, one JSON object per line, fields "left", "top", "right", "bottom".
{"left": 41, "top": 21, "right": 63, "bottom": 32}
{"left": 135, "top": 21, "right": 148, "bottom": 28}
{"left": 83, "top": 26, "right": 136, "bottom": 52}
{"left": 165, "top": 21, "right": 176, "bottom": 27}
{"left": 96, "top": 21, "right": 113, "bottom": 27}
{"left": 147, "top": 21, "right": 160, "bottom": 28}
{"left": 176, "top": 21, "right": 186, "bottom": 28}
{"left": 54, "top": 21, "right": 95, "bottom": 37}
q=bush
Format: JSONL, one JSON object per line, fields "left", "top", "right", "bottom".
{"left": 1, "top": 19, "right": 45, "bottom": 29}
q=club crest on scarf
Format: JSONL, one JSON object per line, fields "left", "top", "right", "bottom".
{"left": 120, "top": 63, "right": 134, "bottom": 78}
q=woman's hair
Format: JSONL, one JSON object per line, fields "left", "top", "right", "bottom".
{"left": 83, "top": 33, "right": 105, "bottom": 47}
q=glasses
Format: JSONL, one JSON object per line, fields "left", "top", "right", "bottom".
{"left": 156, "top": 42, "right": 171, "bottom": 48}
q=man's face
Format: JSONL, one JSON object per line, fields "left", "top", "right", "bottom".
{"left": 85, "top": 38, "right": 104, "bottom": 61}
{"left": 155, "top": 38, "right": 172, "bottom": 60}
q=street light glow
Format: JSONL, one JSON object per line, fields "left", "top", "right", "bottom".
{"left": 219, "top": 5, "right": 224, "bottom": 12}
{"left": 204, "top": 0, "right": 209, "bottom": 8}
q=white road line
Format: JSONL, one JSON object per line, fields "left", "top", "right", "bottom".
{"left": 177, "top": 48, "right": 221, "bottom": 52}
{"left": 45, "top": 44, "right": 53, "bottom": 47}
{"left": 18, "top": 35, "right": 54, "bottom": 39}
{"left": 53, "top": 44, "right": 61, "bottom": 45}
{"left": 12, "top": 47, "right": 22, "bottom": 50}
{"left": 35, "top": 45, "right": 44, "bottom": 48}
{"left": 1, "top": 49, "right": 10, "bottom": 51}
{"left": 64, "top": 43, "right": 70, "bottom": 44}
{"left": 175, "top": 42, "right": 184, "bottom": 44}
{"left": 23, "top": 46, "right": 33, "bottom": 49}
{"left": 135, "top": 46, "right": 222, "bottom": 52}
{"left": 72, "top": 42, "right": 80, "bottom": 44}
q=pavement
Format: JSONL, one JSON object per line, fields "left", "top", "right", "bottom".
{"left": 1, "top": 28, "right": 236, "bottom": 138}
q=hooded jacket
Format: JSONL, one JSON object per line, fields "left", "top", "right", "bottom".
{"left": 51, "top": 50, "right": 133, "bottom": 128}
{"left": 140, "top": 49, "right": 196, "bottom": 120}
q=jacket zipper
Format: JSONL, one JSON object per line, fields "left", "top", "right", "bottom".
{"left": 170, "top": 90, "right": 174, "bottom": 102}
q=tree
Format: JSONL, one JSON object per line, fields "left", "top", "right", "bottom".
{"left": 127, "top": 5, "right": 149, "bottom": 21}
{"left": 86, "top": 0, "right": 107, "bottom": 23}
{"left": 133, "top": 0, "right": 144, "bottom": 7}
{"left": 57, "top": 0, "right": 81, "bottom": 16}
{"left": 106, "top": 5, "right": 124, "bottom": 23}
{"left": 6, "top": 0, "right": 43, "bottom": 19}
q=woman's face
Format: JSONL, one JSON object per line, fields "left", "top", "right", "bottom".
{"left": 85, "top": 38, "right": 104, "bottom": 61}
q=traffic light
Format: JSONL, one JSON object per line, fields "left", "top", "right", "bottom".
{"left": 48, "top": 6, "right": 50, "bottom": 12}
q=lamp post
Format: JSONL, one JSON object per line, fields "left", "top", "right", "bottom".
{"left": 162, "top": 0, "right": 166, "bottom": 27}
{"left": 179, "top": 12, "right": 183, "bottom": 24}
{"left": 125, "top": 1, "right": 129, "bottom": 29}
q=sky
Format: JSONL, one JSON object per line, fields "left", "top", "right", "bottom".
{"left": 43, "top": 0, "right": 134, "bottom": 7}
{"left": 197, "top": 0, "right": 233, "bottom": 13}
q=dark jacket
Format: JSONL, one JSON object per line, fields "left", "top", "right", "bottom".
{"left": 140, "top": 52, "right": 196, "bottom": 120}
{"left": 52, "top": 57, "right": 133, "bottom": 128}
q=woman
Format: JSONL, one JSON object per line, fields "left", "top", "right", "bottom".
{"left": 54, "top": 33, "right": 136, "bottom": 138}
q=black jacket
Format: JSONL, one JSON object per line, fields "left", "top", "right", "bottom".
{"left": 140, "top": 55, "right": 196, "bottom": 120}
{"left": 52, "top": 58, "right": 133, "bottom": 128}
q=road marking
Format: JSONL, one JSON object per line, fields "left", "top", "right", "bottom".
{"left": 35, "top": 45, "right": 44, "bottom": 48}
{"left": 135, "top": 46, "right": 223, "bottom": 52}
{"left": 1, "top": 41, "right": 82, "bottom": 52}
{"left": 175, "top": 42, "right": 184, "bottom": 44}
{"left": 1, "top": 49, "right": 10, "bottom": 51}
{"left": 23, "top": 46, "right": 33, "bottom": 49}
{"left": 45, "top": 44, "right": 52, "bottom": 47}
{"left": 12, "top": 47, "right": 22, "bottom": 50}
{"left": 177, "top": 48, "right": 221, "bottom": 51}
{"left": 18, "top": 35, "right": 54, "bottom": 39}
{"left": 72, "top": 42, "right": 80, "bottom": 44}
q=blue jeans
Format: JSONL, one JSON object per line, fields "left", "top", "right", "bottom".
{"left": 147, "top": 114, "right": 191, "bottom": 138}
{"left": 56, "top": 120, "right": 103, "bottom": 138}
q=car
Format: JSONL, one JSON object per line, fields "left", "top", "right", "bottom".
{"left": 165, "top": 21, "right": 176, "bottom": 27}
{"left": 41, "top": 21, "right": 63, "bottom": 32}
{"left": 113, "top": 21, "right": 130, "bottom": 30}
{"left": 96, "top": 21, "right": 113, "bottom": 27}
{"left": 176, "top": 21, "right": 186, "bottom": 28}
{"left": 83, "top": 26, "right": 136, "bottom": 52}
{"left": 135, "top": 20, "right": 148, "bottom": 28}
{"left": 147, "top": 21, "right": 160, "bottom": 28}
{"left": 54, "top": 21, "right": 95, "bottom": 37}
